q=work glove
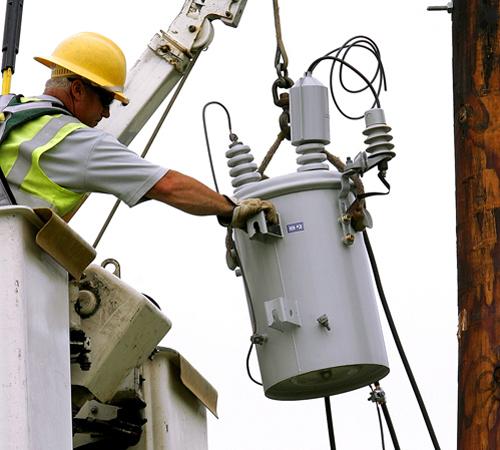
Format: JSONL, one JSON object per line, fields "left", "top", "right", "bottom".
{"left": 232, "top": 198, "right": 278, "bottom": 230}
{"left": 219, "top": 197, "right": 278, "bottom": 230}
{"left": 232, "top": 198, "right": 278, "bottom": 229}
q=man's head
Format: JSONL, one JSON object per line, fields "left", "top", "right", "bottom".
{"left": 35, "top": 32, "right": 128, "bottom": 127}
{"left": 44, "top": 77, "right": 115, "bottom": 127}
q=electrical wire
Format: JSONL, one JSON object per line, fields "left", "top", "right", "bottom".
{"left": 246, "top": 341, "right": 263, "bottom": 386}
{"left": 363, "top": 231, "right": 442, "bottom": 450}
{"left": 92, "top": 51, "right": 202, "bottom": 249}
{"left": 370, "top": 382, "right": 401, "bottom": 450}
{"left": 308, "top": 55, "right": 381, "bottom": 110}
{"left": 324, "top": 397, "right": 336, "bottom": 450}
{"left": 369, "top": 385, "right": 386, "bottom": 450}
{"left": 380, "top": 400, "right": 401, "bottom": 450}
{"left": 199, "top": 99, "right": 267, "bottom": 388}
{"left": 201, "top": 101, "right": 236, "bottom": 194}
{"left": 308, "top": 35, "right": 386, "bottom": 120}
{"left": 375, "top": 404, "right": 386, "bottom": 450}
{"left": 327, "top": 36, "right": 386, "bottom": 120}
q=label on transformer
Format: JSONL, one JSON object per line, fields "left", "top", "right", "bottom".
{"left": 286, "top": 222, "right": 304, "bottom": 233}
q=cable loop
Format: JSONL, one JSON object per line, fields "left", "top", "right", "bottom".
{"left": 201, "top": 101, "right": 237, "bottom": 193}
{"left": 308, "top": 36, "right": 386, "bottom": 120}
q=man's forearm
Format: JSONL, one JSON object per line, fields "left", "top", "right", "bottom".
{"left": 146, "top": 170, "right": 234, "bottom": 217}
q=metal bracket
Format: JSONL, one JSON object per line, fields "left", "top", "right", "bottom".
{"left": 338, "top": 147, "right": 394, "bottom": 246}
{"left": 247, "top": 211, "right": 283, "bottom": 241}
{"left": 264, "top": 297, "right": 301, "bottom": 332}
{"left": 338, "top": 174, "right": 356, "bottom": 246}
{"left": 427, "top": 1, "right": 453, "bottom": 13}
{"left": 148, "top": 32, "right": 192, "bottom": 74}
{"left": 75, "top": 400, "right": 119, "bottom": 422}
{"left": 166, "top": 0, "right": 247, "bottom": 56}
{"left": 368, "top": 385, "right": 387, "bottom": 405}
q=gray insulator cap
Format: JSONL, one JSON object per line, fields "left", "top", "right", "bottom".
{"left": 363, "top": 108, "right": 394, "bottom": 154}
{"left": 290, "top": 73, "right": 330, "bottom": 146}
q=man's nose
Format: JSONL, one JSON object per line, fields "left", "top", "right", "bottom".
{"left": 102, "top": 106, "right": 110, "bottom": 119}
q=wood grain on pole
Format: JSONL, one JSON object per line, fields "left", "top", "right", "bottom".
{"left": 452, "top": 1, "right": 500, "bottom": 449}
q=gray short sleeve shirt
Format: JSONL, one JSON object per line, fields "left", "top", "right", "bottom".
{"left": 38, "top": 96, "right": 168, "bottom": 207}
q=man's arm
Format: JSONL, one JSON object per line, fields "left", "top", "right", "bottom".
{"left": 146, "top": 169, "right": 234, "bottom": 218}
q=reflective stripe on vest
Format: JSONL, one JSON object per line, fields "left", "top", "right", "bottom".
{"left": 0, "top": 113, "right": 87, "bottom": 216}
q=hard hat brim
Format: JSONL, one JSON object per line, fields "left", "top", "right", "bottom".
{"left": 34, "top": 55, "right": 129, "bottom": 105}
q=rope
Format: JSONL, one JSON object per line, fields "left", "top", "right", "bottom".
{"left": 272, "top": 0, "right": 289, "bottom": 76}
{"left": 92, "top": 51, "right": 202, "bottom": 249}
{"left": 257, "top": 130, "right": 286, "bottom": 176}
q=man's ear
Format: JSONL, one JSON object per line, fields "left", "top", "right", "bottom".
{"left": 69, "top": 79, "right": 85, "bottom": 101}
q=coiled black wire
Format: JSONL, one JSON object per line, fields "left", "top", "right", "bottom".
{"left": 308, "top": 35, "right": 387, "bottom": 120}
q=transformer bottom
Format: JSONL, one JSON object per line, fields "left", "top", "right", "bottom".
{"left": 266, "top": 363, "right": 390, "bottom": 401}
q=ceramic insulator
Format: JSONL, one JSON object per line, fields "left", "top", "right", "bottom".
{"left": 296, "top": 142, "right": 328, "bottom": 172}
{"left": 363, "top": 108, "right": 394, "bottom": 154}
{"left": 226, "top": 142, "right": 262, "bottom": 188}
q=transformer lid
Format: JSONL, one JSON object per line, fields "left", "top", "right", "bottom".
{"left": 234, "top": 169, "right": 342, "bottom": 200}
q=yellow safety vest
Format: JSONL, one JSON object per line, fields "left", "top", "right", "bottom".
{"left": 0, "top": 96, "right": 87, "bottom": 216}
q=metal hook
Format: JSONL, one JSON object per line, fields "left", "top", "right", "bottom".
{"left": 101, "top": 258, "right": 121, "bottom": 278}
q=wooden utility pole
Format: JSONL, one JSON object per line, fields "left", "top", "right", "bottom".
{"left": 452, "top": 0, "right": 500, "bottom": 448}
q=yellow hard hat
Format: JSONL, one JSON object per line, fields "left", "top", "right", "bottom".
{"left": 34, "top": 32, "right": 129, "bottom": 105}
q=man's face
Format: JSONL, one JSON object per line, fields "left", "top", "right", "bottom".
{"left": 70, "top": 79, "right": 114, "bottom": 127}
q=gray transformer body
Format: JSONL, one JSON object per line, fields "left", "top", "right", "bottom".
{"left": 233, "top": 170, "right": 389, "bottom": 400}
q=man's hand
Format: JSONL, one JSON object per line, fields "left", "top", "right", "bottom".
{"left": 231, "top": 198, "right": 278, "bottom": 230}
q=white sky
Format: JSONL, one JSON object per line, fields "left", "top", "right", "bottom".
{"left": 7, "top": 1, "right": 457, "bottom": 449}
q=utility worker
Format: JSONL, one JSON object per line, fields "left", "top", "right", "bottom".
{"left": 0, "top": 32, "right": 276, "bottom": 228}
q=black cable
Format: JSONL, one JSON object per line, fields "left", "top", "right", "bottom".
{"left": 324, "top": 397, "right": 336, "bottom": 450}
{"left": 380, "top": 401, "right": 401, "bottom": 450}
{"left": 369, "top": 385, "right": 386, "bottom": 450}
{"left": 201, "top": 101, "right": 236, "bottom": 194}
{"left": 375, "top": 403, "right": 386, "bottom": 450}
{"left": 307, "top": 55, "right": 381, "bottom": 110}
{"left": 245, "top": 342, "right": 262, "bottom": 386}
{"left": 327, "top": 36, "right": 386, "bottom": 95}
{"left": 311, "top": 35, "right": 387, "bottom": 120}
{"left": 363, "top": 231, "right": 442, "bottom": 450}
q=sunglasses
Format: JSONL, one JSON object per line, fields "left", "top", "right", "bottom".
{"left": 70, "top": 78, "right": 115, "bottom": 107}
{"left": 85, "top": 83, "right": 115, "bottom": 107}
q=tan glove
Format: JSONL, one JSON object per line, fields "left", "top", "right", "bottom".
{"left": 231, "top": 198, "right": 278, "bottom": 230}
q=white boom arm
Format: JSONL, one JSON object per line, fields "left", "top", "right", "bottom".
{"left": 97, "top": 0, "right": 247, "bottom": 145}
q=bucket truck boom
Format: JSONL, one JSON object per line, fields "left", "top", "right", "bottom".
{"left": 98, "top": 0, "right": 247, "bottom": 145}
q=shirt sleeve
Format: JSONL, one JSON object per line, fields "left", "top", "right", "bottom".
{"left": 40, "top": 127, "right": 168, "bottom": 207}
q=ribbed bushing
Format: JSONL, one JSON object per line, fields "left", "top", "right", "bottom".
{"left": 226, "top": 142, "right": 262, "bottom": 188}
